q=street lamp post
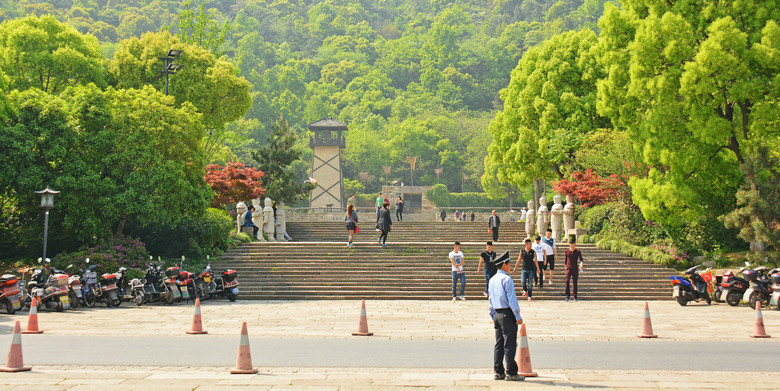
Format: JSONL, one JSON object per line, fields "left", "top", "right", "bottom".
{"left": 434, "top": 168, "right": 443, "bottom": 184}
{"left": 158, "top": 49, "right": 184, "bottom": 95}
{"left": 406, "top": 157, "right": 417, "bottom": 187}
{"left": 35, "top": 187, "right": 60, "bottom": 261}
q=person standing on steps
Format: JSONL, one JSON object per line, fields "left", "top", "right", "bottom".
{"left": 478, "top": 241, "right": 497, "bottom": 298}
{"left": 344, "top": 203, "right": 359, "bottom": 248}
{"left": 542, "top": 228, "right": 557, "bottom": 285}
{"left": 376, "top": 201, "right": 392, "bottom": 247}
{"left": 488, "top": 210, "right": 501, "bottom": 242}
{"left": 375, "top": 192, "right": 384, "bottom": 220}
{"left": 470, "top": 210, "right": 475, "bottom": 221}
{"left": 440, "top": 209, "right": 447, "bottom": 222}
{"left": 449, "top": 241, "right": 466, "bottom": 301}
{"left": 347, "top": 193, "right": 357, "bottom": 209}
{"left": 513, "top": 239, "right": 539, "bottom": 301}
{"left": 564, "top": 238, "right": 584, "bottom": 302}
{"left": 454, "top": 209, "right": 461, "bottom": 221}
{"left": 243, "top": 204, "right": 259, "bottom": 238}
{"left": 488, "top": 251, "right": 525, "bottom": 382}
{"left": 531, "top": 236, "right": 548, "bottom": 288}
{"left": 395, "top": 196, "right": 404, "bottom": 222}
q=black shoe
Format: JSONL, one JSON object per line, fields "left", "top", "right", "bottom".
{"left": 494, "top": 373, "right": 506, "bottom": 380}
{"left": 505, "top": 374, "right": 525, "bottom": 381}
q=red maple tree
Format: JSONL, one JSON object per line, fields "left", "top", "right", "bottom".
{"left": 204, "top": 162, "right": 265, "bottom": 207}
{"left": 552, "top": 169, "right": 626, "bottom": 207}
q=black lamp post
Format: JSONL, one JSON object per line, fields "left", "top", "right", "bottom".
{"left": 158, "top": 49, "right": 184, "bottom": 95}
{"left": 35, "top": 187, "right": 59, "bottom": 261}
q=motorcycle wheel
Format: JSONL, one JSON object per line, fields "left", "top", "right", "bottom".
{"left": 748, "top": 292, "right": 769, "bottom": 310}
{"left": 4, "top": 299, "right": 14, "bottom": 314}
{"left": 164, "top": 287, "right": 175, "bottom": 305}
{"left": 134, "top": 293, "right": 144, "bottom": 306}
{"left": 105, "top": 297, "right": 113, "bottom": 308}
{"left": 69, "top": 291, "right": 80, "bottom": 309}
{"left": 114, "top": 299, "right": 122, "bottom": 307}
{"left": 55, "top": 300, "right": 64, "bottom": 312}
{"left": 713, "top": 290, "right": 722, "bottom": 303}
{"left": 675, "top": 295, "right": 688, "bottom": 306}
{"left": 227, "top": 293, "right": 237, "bottom": 302}
{"left": 84, "top": 293, "right": 97, "bottom": 308}
{"left": 726, "top": 290, "right": 742, "bottom": 307}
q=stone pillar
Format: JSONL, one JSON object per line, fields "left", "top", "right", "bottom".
{"left": 263, "top": 197, "right": 276, "bottom": 242}
{"left": 550, "top": 194, "right": 564, "bottom": 241}
{"left": 536, "top": 195, "right": 548, "bottom": 235}
{"left": 235, "top": 202, "right": 247, "bottom": 234}
{"left": 251, "top": 199, "right": 265, "bottom": 241}
{"left": 275, "top": 201, "right": 287, "bottom": 241}
{"left": 525, "top": 200, "right": 536, "bottom": 239}
{"left": 563, "top": 195, "right": 576, "bottom": 237}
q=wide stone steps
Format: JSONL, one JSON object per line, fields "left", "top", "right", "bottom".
{"left": 286, "top": 221, "right": 530, "bottom": 242}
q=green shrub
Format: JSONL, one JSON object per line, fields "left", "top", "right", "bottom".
{"left": 426, "top": 184, "right": 450, "bottom": 207}
{"left": 596, "top": 238, "right": 688, "bottom": 269}
{"left": 125, "top": 208, "right": 234, "bottom": 259}
{"left": 448, "top": 192, "right": 509, "bottom": 208}
{"left": 579, "top": 203, "right": 613, "bottom": 236}
{"left": 232, "top": 231, "right": 253, "bottom": 243}
{"left": 53, "top": 235, "right": 150, "bottom": 275}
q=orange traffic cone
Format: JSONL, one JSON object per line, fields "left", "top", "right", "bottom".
{"left": 186, "top": 298, "right": 208, "bottom": 335}
{"left": 351, "top": 300, "right": 373, "bottom": 336}
{"left": 516, "top": 324, "right": 537, "bottom": 377}
{"left": 749, "top": 302, "right": 771, "bottom": 338}
{"left": 21, "top": 297, "right": 44, "bottom": 334}
{"left": 637, "top": 301, "right": 658, "bottom": 338}
{"left": 0, "top": 321, "right": 32, "bottom": 372}
{"left": 230, "top": 322, "right": 257, "bottom": 374}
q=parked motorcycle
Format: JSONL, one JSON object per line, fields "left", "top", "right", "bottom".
{"left": 0, "top": 273, "right": 23, "bottom": 314}
{"left": 81, "top": 259, "right": 99, "bottom": 308}
{"left": 769, "top": 269, "right": 780, "bottom": 310}
{"left": 51, "top": 265, "right": 81, "bottom": 310}
{"left": 721, "top": 267, "right": 750, "bottom": 307}
{"left": 743, "top": 266, "right": 772, "bottom": 310}
{"left": 116, "top": 267, "right": 143, "bottom": 305}
{"left": 193, "top": 264, "right": 214, "bottom": 301}
{"left": 671, "top": 265, "right": 711, "bottom": 306}
{"left": 99, "top": 271, "right": 121, "bottom": 307}
{"left": 209, "top": 267, "right": 239, "bottom": 302}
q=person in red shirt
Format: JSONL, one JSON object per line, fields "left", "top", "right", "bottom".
{"left": 564, "top": 239, "right": 584, "bottom": 302}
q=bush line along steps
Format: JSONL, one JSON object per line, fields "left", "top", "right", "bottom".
{"left": 214, "top": 221, "right": 675, "bottom": 300}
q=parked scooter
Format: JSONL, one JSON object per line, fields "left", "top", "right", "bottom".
{"left": 140, "top": 263, "right": 170, "bottom": 304}
{"left": 743, "top": 266, "right": 772, "bottom": 310}
{"left": 671, "top": 265, "right": 711, "bottom": 306}
{"left": 99, "top": 271, "right": 122, "bottom": 307}
{"left": 27, "top": 258, "right": 71, "bottom": 311}
{"left": 51, "top": 265, "right": 81, "bottom": 310}
{"left": 81, "top": 259, "right": 99, "bottom": 308}
{"left": 0, "top": 273, "right": 23, "bottom": 314}
{"left": 721, "top": 267, "right": 750, "bottom": 307}
{"left": 209, "top": 267, "right": 239, "bottom": 302}
{"left": 116, "top": 267, "right": 143, "bottom": 305}
{"left": 769, "top": 269, "right": 780, "bottom": 310}
{"left": 193, "top": 264, "right": 214, "bottom": 301}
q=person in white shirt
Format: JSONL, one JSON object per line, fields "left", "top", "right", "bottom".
{"left": 449, "top": 242, "right": 466, "bottom": 301}
{"left": 532, "top": 236, "right": 549, "bottom": 288}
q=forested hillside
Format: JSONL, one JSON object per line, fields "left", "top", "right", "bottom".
{"left": 0, "top": 0, "right": 610, "bottom": 194}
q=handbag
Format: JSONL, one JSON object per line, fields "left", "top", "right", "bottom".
{"left": 348, "top": 212, "right": 359, "bottom": 234}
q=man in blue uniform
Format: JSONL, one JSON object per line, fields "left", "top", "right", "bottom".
{"left": 488, "top": 251, "right": 525, "bottom": 382}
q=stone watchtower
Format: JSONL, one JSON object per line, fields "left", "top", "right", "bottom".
{"left": 308, "top": 118, "right": 347, "bottom": 210}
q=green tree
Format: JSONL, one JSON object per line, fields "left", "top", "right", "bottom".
{"left": 173, "top": 0, "right": 231, "bottom": 55}
{"left": 251, "top": 116, "right": 315, "bottom": 205}
{"left": 0, "top": 15, "right": 105, "bottom": 94}
{"left": 595, "top": 2, "right": 780, "bottom": 230}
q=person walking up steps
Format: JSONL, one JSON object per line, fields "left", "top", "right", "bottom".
{"left": 478, "top": 241, "right": 497, "bottom": 298}
{"left": 488, "top": 210, "right": 501, "bottom": 242}
{"left": 376, "top": 201, "right": 392, "bottom": 247}
{"left": 513, "top": 239, "right": 539, "bottom": 301}
{"left": 488, "top": 251, "right": 525, "bottom": 382}
{"left": 564, "top": 238, "right": 584, "bottom": 302}
{"left": 449, "top": 242, "right": 466, "bottom": 301}
{"left": 542, "top": 228, "right": 557, "bottom": 285}
{"left": 344, "top": 204, "right": 358, "bottom": 248}
{"left": 531, "top": 236, "right": 548, "bottom": 288}
{"left": 395, "top": 196, "right": 404, "bottom": 221}
{"left": 375, "top": 192, "right": 384, "bottom": 220}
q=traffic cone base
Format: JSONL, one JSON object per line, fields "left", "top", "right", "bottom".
{"left": 352, "top": 299, "right": 373, "bottom": 336}
{"left": 516, "top": 324, "right": 537, "bottom": 377}
{"left": 186, "top": 298, "right": 208, "bottom": 335}
{"left": 637, "top": 301, "right": 658, "bottom": 338}
{"left": 21, "top": 297, "right": 44, "bottom": 335}
{"left": 0, "top": 321, "right": 32, "bottom": 373}
{"left": 231, "top": 322, "right": 257, "bottom": 374}
{"left": 749, "top": 302, "right": 771, "bottom": 338}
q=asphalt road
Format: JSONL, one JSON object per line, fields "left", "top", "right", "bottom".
{"left": 4, "top": 335, "right": 778, "bottom": 371}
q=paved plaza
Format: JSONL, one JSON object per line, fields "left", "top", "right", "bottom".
{"left": 1, "top": 300, "right": 778, "bottom": 389}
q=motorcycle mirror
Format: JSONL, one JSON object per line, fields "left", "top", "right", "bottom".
{"left": 86, "top": 258, "right": 90, "bottom": 264}
{"left": 45, "top": 258, "right": 51, "bottom": 263}
{"left": 745, "top": 261, "right": 750, "bottom": 267}
{"left": 38, "top": 257, "right": 43, "bottom": 264}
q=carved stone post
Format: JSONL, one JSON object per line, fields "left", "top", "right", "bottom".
{"left": 550, "top": 194, "right": 564, "bottom": 241}
{"left": 525, "top": 200, "right": 536, "bottom": 239}
{"left": 275, "top": 201, "right": 287, "bottom": 241}
{"left": 263, "top": 197, "right": 276, "bottom": 242}
{"left": 251, "top": 199, "right": 265, "bottom": 242}
{"left": 563, "top": 195, "right": 576, "bottom": 238}
{"left": 236, "top": 202, "right": 247, "bottom": 234}
{"left": 536, "top": 195, "right": 548, "bottom": 235}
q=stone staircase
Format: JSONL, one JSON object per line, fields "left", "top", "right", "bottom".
{"left": 213, "top": 221, "right": 676, "bottom": 300}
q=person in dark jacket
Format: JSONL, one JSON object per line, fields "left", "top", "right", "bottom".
{"left": 488, "top": 210, "right": 501, "bottom": 242}
{"left": 345, "top": 203, "right": 359, "bottom": 248}
{"left": 376, "top": 201, "right": 393, "bottom": 247}
{"left": 395, "top": 196, "right": 404, "bottom": 221}
{"left": 243, "top": 204, "right": 258, "bottom": 238}
{"left": 440, "top": 209, "right": 447, "bottom": 221}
